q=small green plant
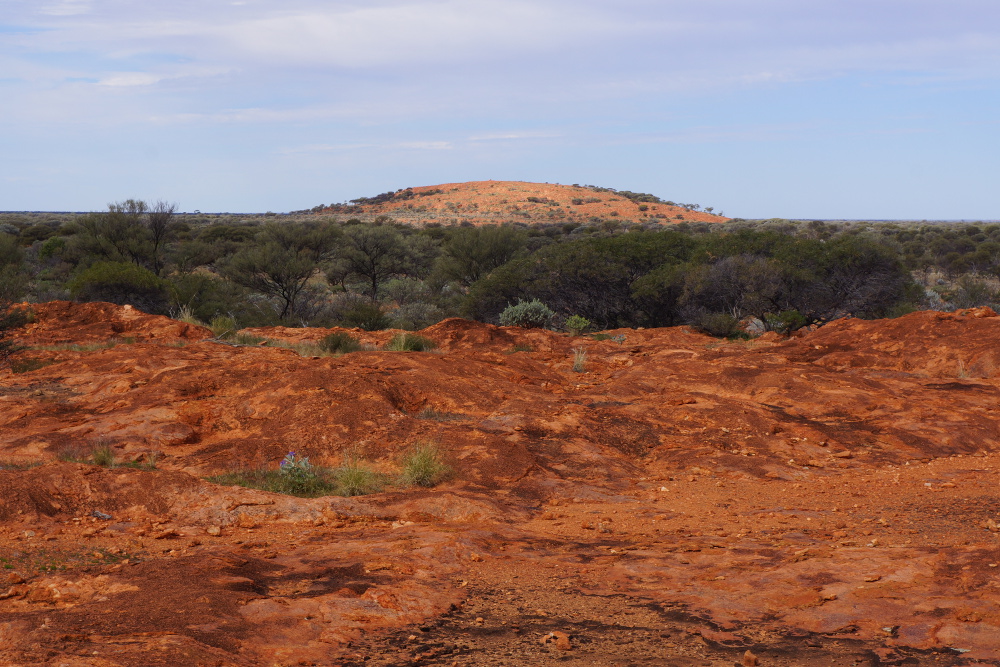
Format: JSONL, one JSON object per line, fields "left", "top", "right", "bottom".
{"left": 210, "top": 315, "right": 238, "bottom": 339}
{"left": 384, "top": 333, "right": 437, "bottom": 352}
{"left": 399, "top": 443, "right": 452, "bottom": 488}
{"left": 320, "top": 332, "right": 362, "bottom": 354}
{"left": 763, "top": 310, "right": 807, "bottom": 334}
{"left": 499, "top": 299, "right": 554, "bottom": 329}
{"left": 506, "top": 343, "right": 534, "bottom": 354}
{"left": 91, "top": 442, "right": 116, "bottom": 468}
{"left": 333, "top": 456, "right": 384, "bottom": 496}
{"left": 337, "top": 302, "right": 391, "bottom": 331}
{"left": 572, "top": 347, "right": 587, "bottom": 372}
{"left": 565, "top": 315, "right": 591, "bottom": 336}
{"left": 590, "top": 333, "right": 626, "bottom": 344}
{"left": 278, "top": 451, "right": 324, "bottom": 494}
{"left": 957, "top": 358, "right": 970, "bottom": 379}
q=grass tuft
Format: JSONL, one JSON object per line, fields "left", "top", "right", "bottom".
{"left": 399, "top": 442, "right": 452, "bottom": 488}
{"left": 232, "top": 332, "right": 268, "bottom": 346}
{"left": 384, "top": 333, "right": 436, "bottom": 352}
{"left": 209, "top": 315, "right": 238, "bottom": 339}
{"left": 572, "top": 347, "right": 587, "bottom": 372}
{"left": 320, "top": 332, "right": 362, "bottom": 354}
{"left": 91, "top": 442, "right": 116, "bottom": 468}
{"left": 333, "top": 457, "right": 385, "bottom": 496}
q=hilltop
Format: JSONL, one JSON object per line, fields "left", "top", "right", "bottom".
{"left": 305, "top": 180, "right": 729, "bottom": 225}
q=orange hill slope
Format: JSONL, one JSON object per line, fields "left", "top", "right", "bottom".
{"left": 317, "top": 180, "right": 728, "bottom": 226}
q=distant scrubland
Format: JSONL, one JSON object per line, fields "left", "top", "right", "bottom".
{"left": 1, "top": 201, "right": 999, "bottom": 336}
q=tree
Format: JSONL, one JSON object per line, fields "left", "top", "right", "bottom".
{"left": 435, "top": 225, "right": 526, "bottom": 287}
{"left": 0, "top": 233, "right": 28, "bottom": 304}
{"left": 145, "top": 200, "right": 176, "bottom": 275}
{"left": 339, "top": 225, "right": 409, "bottom": 301}
{"left": 220, "top": 222, "right": 340, "bottom": 321}
{"left": 76, "top": 199, "right": 152, "bottom": 268}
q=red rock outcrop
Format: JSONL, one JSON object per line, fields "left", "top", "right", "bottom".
{"left": 1, "top": 302, "right": 999, "bottom": 664}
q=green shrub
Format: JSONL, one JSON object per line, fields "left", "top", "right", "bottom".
{"left": 499, "top": 299, "right": 554, "bottom": 328}
{"left": 696, "top": 312, "right": 741, "bottom": 338}
{"left": 320, "top": 332, "right": 362, "bottom": 354}
{"left": 68, "top": 261, "right": 169, "bottom": 314}
{"left": 277, "top": 452, "right": 327, "bottom": 495}
{"left": 763, "top": 310, "right": 807, "bottom": 334}
{"left": 384, "top": 333, "right": 436, "bottom": 352}
{"left": 337, "top": 301, "right": 390, "bottom": 331}
{"left": 0, "top": 305, "right": 30, "bottom": 366}
{"left": 565, "top": 314, "right": 591, "bottom": 336}
{"left": 399, "top": 443, "right": 451, "bottom": 487}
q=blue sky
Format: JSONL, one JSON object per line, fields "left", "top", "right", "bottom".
{"left": 1, "top": 0, "right": 998, "bottom": 218}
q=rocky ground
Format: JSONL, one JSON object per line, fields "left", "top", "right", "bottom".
{"left": 1, "top": 302, "right": 999, "bottom": 665}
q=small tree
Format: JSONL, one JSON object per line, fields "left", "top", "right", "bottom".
{"left": 145, "top": 200, "right": 176, "bottom": 275}
{"left": 340, "top": 225, "right": 409, "bottom": 301}
{"left": 220, "top": 222, "right": 339, "bottom": 321}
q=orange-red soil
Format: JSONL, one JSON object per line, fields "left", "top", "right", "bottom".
{"left": 2, "top": 302, "right": 1000, "bottom": 665}
{"left": 321, "top": 181, "right": 728, "bottom": 226}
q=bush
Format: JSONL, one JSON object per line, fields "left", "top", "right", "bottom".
{"left": 319, "top": 331, "right": 362, "bottom": 354}
{"left": 399, "top": 443, "right": 452, "bottom": 487}
{"left": 384, "top": 333, "right": 437, "bottom": 352}
{"left": 277, "top": 451, "right": 327, "bottom": 495}
{"left": 696, "top": 312, "right": 741, "bottom": 337}
{"left": 499, "top": 299, "right": 554, "bottom": 328}
{"left": 0, "top": 305, "right": 30, "bottom": 367}
{"left": 764, "top": 310, "right": 807, "bottom": 334}
{"left": 68, "top": 261, "right": 169, "bottom": 314}
{"left": 388, "top": 302, "right": 445, "bottom": 330}
{"left": 565, "top": 314, "right": 591, "bottom": 335}
{"left": 336, "top": 300, "right": 391, "bottom": 331}
{"left": 334, "top": 457, "right": 384, "bottom": 496}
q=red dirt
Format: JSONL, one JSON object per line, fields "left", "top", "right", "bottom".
{"left": 2, "top": 302, "right": 1000, "bottom": 665}
{"left": 320, "top": 181, "right": 729, "bottom": 226}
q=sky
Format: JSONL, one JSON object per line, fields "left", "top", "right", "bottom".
{"left": 1, "top": 0, "right": 998, "bottom": 219}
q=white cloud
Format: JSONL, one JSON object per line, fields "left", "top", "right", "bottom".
{"left": 39, "top": 0, "right": 92, "bottom": 16}
{"left": 98, "top": 72, "right": 163, "bottom": 86}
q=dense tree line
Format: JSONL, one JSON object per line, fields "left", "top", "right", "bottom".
{"left": 1, "top": 205, "right": 999, "bottom": 339}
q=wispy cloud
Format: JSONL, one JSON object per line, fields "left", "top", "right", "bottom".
{"left": 1, "top": 1, "right": 998, "bottom": 216}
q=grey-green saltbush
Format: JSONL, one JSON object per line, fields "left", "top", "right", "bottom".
{"left": 499, "top": 299, "right": 554, "bottom": 329}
